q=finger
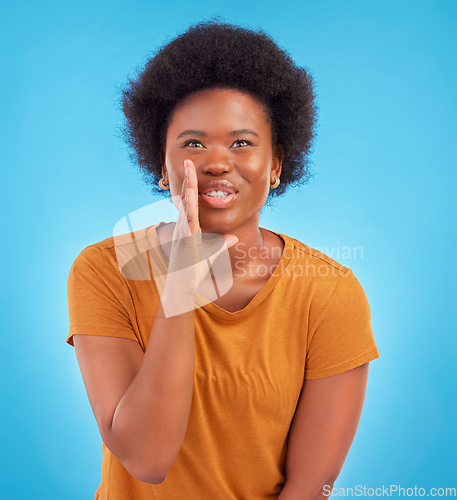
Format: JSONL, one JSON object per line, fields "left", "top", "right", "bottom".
{"left": 185, "top": 159, "right": 201, "bottom": 236}
{"left": 177, "top": 162, "right": 189, "bottom": 222}
{"left": 182, "top": 163, "right": 190, "bottom": 222}
{"left": 173, "top": 163, "right": 190, "bottom": 242}
{"left": 187, "top": 187, "right": 202, "bottom": 260}
{"left": 191, "top": 232, "right": 238, "bottom": 265}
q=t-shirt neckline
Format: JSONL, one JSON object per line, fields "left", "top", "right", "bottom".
{"left": 147, "top": 222, "right": 294, "bottom": 320}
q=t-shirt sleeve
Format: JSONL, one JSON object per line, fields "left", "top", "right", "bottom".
{"left": 304, "top": 268, "right": 380, "bottom": 379}
{"left": 66, "top": 245, "right": 140, "bottom": 347}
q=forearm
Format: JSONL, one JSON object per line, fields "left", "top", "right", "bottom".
{"left": 106, "top": 287, "right": 196, "bottom": 482}
{"left": 278, "top": 478, "right": 337, "bottom": 500}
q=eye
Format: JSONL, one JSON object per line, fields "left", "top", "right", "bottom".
{"left": 232, "top": 139, "right": 253, "bottom": 148}
{"left": 183, "top": 139, "right": 204, "bottom": 148}
{"left": 182, "top": 138, "right": 254, "bottom": 148}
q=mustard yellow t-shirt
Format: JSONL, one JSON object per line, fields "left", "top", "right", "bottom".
{"left": 66, "top": 222, "right": 380, "bottom": 500}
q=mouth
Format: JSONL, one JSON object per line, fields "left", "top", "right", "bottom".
{"left": 199, "top": 190, "right": 238, "bottom": 209}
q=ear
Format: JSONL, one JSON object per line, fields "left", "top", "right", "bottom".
{"left": 159, "top": 146, "right": 168, "bottom": 180}
{"left": 271, "top": 143, "right": 284, "bottom": 178}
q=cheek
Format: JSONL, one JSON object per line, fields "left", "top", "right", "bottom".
{"left": 165, "top": 157, "right": 184, "bottom": 187}
{"left": 165, "top": 164, "right": 184, "bottom": 200}
{"left": 244, "top": 158, "right": 271, "bottom": 187}
{"left": 241, "top": 166, "right": 271, "bottom": 210}
{"left": 169, "top": 176, "right": 184, "bottom": 201}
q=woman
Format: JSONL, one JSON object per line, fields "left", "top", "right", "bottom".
{"left": 67, "top": 19, "right": 380, "bottom": 499}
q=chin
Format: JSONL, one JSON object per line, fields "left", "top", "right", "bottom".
{"left": 199, "top": 214, "right": 238, "bottom": 235}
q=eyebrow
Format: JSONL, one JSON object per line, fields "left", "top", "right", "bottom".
{"left": 176, "top": 128, "right": 260, "bottom": 140}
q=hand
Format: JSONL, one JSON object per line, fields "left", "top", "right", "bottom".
{"left": 162, "top": 159, "right": 239, "bottom": 308}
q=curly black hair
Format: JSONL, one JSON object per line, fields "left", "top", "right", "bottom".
{"left": 119, "top": 17, "right": 319, "bottom": 202}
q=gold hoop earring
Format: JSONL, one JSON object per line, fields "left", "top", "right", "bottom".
{"left": 270, "top": 175, "right": 280, "bottom": 189}
{"left": 159, "top": 177, "right": 170, "bottom": 190}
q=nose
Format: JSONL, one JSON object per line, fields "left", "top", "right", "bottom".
{"left": 198, "top": 147, "right": 233, "bottom": 176}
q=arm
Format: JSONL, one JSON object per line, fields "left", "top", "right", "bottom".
{"left": 278, "top": 363, "right": 370, "bottom": 499}
{"left": 71, "top": 160, "right": 237, "bottom": 484}
{"left": 74, "top": 292, "right": 196, "bottom": 484}
{"left": 72, "top": 164, "right": 203, "bottom": 484}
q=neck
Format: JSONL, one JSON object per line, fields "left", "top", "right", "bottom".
{"left": 225, "top": 219, "right": 266, "bottom": 279}
{"left": 156, "top": 217, "right": 267, "bottom": 278}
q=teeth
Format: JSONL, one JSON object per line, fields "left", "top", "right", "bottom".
{"left": 205, "top": 190, "right": 231, "bottom": 198}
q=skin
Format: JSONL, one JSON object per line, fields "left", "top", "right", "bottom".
{"left": 160, "top": 87, "right": 282, "bottom": 234}
{"left": 158, "top": 87, "right": 285, "bottom": 288}
{"left": 73, "top": 86, "right": 372, "bottom": 495}
{"left": 277, "top": 363, "right": 370, "bottom": 499}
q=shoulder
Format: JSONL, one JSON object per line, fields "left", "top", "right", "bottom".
{"left": 69, "top": 237, "right": 116, "bottom": 278}
{"left": 70, "top": 222, "right": 164, "bottom": 280}
{"left": 272, "top": 231, "right": 370, "bottom": 310}
{"left": 273, "top": 230, "right": 351, "bottom": 281}
{"left": 288, "top": 235, "right": 350, "bottom": 273}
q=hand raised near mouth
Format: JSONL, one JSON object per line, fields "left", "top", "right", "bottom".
{"left": 161, "top": 159, "right": 239, "bottom": 316}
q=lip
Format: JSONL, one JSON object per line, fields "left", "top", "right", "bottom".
{"left": 197, "top": 179, "right": 239, "bottom": 209}
{"left": 199, "top": 191, "right": 237, "bottom": 209}
{"left": 199, "top": 179, "right": 238, "bottom": 195}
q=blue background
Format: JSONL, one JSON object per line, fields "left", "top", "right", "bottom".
{"left": 1, "top": 0, "right": 455, "bottom": 498}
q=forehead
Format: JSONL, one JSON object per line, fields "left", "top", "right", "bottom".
{"left": 168, "top": 88, "right": 270, "bottom": 129}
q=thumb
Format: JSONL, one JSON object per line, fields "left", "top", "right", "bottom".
{"left": 207, "top": 233, "right": 239, "bottom": 265}
{"left": 222, "top": 233, "right": 239, "bottom": 249}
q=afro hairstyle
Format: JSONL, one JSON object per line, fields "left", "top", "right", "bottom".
{"left": 119, "top": 17, "right": 319, "bottom": 202}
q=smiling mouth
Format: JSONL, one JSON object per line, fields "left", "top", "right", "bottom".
{"left": 202, "top": 190, "right": 233, "bottom": 198}
{"left": 199, "top": 190, "right": 238, "bottom": 208}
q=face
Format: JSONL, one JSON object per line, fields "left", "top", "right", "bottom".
{"left": 160, "top": 87, "right": 283, "bottom": 235}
